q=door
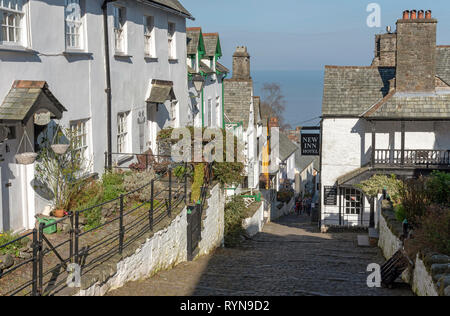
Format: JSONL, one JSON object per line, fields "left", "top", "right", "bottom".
{"left": 342, "top": 187, "right": 364, "bottom": 226}
{"left": 0, "top": 125, "right": 24, "bottom": 232}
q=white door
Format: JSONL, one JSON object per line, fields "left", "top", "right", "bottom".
{"left": 0, "top": 125, "right": 24, "bottom": 232}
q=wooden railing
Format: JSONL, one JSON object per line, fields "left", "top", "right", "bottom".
{"left": 374, "top": 149, "right": 450, "bottom": 167}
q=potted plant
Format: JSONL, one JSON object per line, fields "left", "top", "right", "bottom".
{"left": 34, "top": 126, "right": 88, "bottom": 218}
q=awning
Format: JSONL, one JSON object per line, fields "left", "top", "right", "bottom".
{"left": 146, "top": 79, "right": 176, "bottom": 104}
{"left": 0, "top": 81, "right": 67, "bottom": 124}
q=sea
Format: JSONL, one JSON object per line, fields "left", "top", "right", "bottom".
{"left": 252, "top": 70, "right": 324, "bottom": 128}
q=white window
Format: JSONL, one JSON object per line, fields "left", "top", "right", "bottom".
{"left": 113, "top": 6, "right": 126, "bottom": 53}
{"left": 143, "top": 15, "right": 154, "bottom": 56}
{"left": 168, "top": 22, "right": 175, "bottom": 59}
{"left": 70, "top": 119, "right": 90, "bottom": 170}
{"left": 344, "top": 188, "right": 363, "bottom": 215}
{"left": 0, "top": 0, "right": 25, "bottom": 45}
{"left": 117, "top": 112, "right": 129, "bottom": 153}
{"left": 65, "top": 0, "right": 83, "bottom": 49}
{"left": 216, "top": 96, "right": 221, "bottom": 127}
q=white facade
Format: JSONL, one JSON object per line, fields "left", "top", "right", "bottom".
{"left": 320, "top": 118, "right": 450, "bottom": 227}
{"left": 0, "top": 0, "right": 192, "bottom": 232}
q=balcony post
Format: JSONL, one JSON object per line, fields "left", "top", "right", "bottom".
{"left": 401, "top": 121, "right": 405, "bottom": 166}
{"left": 371, "top": 122, "right": 376, "bottom": 167}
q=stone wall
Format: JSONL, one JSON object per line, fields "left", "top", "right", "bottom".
{"left": 75, "top": 183, "right": 226, "bottom": 296}
{"left": 378, "top": 205, "right": 446, "bottom": 296}
{"left": 243, "top": 201, "right": 265, "bottom": 237}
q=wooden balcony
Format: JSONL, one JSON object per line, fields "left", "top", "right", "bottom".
{"left": 374, "top": 149, "right": 450, "bottom": 168}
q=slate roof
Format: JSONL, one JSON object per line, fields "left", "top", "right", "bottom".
{"left": 145, "top": 0, "right": 193, "bottom": 20}
{"left": 147, "top": 80, "right": 175, "bottom": 103}
{"left": 294, "top": 149, "right": 317, "bottom": 173}
{"left": 186, "top": 27, "right": 202, "bottom": 55}
{"left": 323, "top": 46, "right": 450, "bottom": 120}
{"left": 278, "top": 132, "right": 299, "bottom": 162}
{"left": 0, "top": 81, "right": 66, "bottom": 123}
{"left": 216, "top": 62, "right": 229, "bottom": 74}
{"left": 199, "top": 61, "right": 214, "bottom": 75}
{"left": 203, "top": 33, "right": 220, "bottom": 57}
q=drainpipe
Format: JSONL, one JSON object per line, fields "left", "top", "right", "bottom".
{"left": 102, "top": 0, "right": 116, "bottom": 170}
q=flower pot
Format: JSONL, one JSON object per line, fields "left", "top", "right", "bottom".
{"left": 51, "top": 144, "right": 69, "bottom": 155}
{"left": 53, "top": 209, "right": 65, "bottom": 218}
{"left": 15, "top": 153, "right": 38, "bottom": 165}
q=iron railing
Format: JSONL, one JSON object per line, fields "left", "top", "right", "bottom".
{"left": 0, "top": 163, "right": 192, "bottom": 296}
{"left": 374, "top": 149, "right": 450, "bottom": 167}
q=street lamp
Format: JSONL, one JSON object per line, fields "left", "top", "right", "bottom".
{"left": 192, "top": 74, "right": 205, "bottom": 97}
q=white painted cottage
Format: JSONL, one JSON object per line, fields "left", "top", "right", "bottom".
{"left": 320, "top": 11, "right": 450, "bottom": 227}
{"left": 186, "top": 27, "right": 228, "bottom": 128}
{"left": 0, "top": 0, "right": 193, "bottom": 232}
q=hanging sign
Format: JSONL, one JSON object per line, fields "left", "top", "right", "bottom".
{"left": 34, "top": 111, "right": 51, "bottom": 126}
{"left": 301, "top": 134, "right": 320, "bottom": 156}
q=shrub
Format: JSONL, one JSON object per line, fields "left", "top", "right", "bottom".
{"left": 102, "top": 172, "right": 126, "bottom": 201}
{"left": 212, "top": 162, "right": 244, "bottom": 186}
{"left": 224, "top": 195, "right": 247, "bottom": 247}
{"left": 356, "top": 174, "right": 403, "bottom": 204}
{"left": 277, "top": 190, "right": 294, "bottom": 203}
{"left": 394, "top": 204, "right": 407, "bottom": 222}
{"left": 173, "top": 164, "right": 193, "bottom": 183}
{"left": 426, "top": 171, "right": 450, "bottom": 206}
{"left": 412, "top": 205, "right": 450, "bottom": 256}
{"left": 400, "top": 177, "right": 428, "bottom": 225}
{"left": 71, "top": 180, "right": 104, "bottom": 231}
{"left": 0, "top": 232, "right": 29, "bottom": 257}
{"left": 191, "top": 164, "right": 205, "bottom": 204}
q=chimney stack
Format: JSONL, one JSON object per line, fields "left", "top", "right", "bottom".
{"left": 268, "top": 117, "right": 279, "bottom": 129}
{"left": 396, "top": 10, "right": 437, "bottom": 93}
{"left": 232, "top": 46, "right": 251, "bottom": 80}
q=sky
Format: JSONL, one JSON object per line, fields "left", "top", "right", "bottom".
{"left": 184, "top": 0, "right": 450, "bottom": 71}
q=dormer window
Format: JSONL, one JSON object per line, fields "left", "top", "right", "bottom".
{"left": 0, "top": 0, "right": 25, "bottom": 45}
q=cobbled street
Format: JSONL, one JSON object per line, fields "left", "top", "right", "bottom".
{"left": 108, "top": 214, "right": 413, "bottom": 296}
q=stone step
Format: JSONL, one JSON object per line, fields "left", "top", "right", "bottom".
{"left": 357, "top": 235, "right": 370, "bottom": 247}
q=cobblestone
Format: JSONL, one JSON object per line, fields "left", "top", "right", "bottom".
{"left": 108, "top": 214, "right": 413, "bottom": 296}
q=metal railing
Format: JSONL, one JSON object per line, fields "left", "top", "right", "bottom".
{"left": 374, "top": 149, "right": 450, "bottom": 167}
{"left": 0, "top": 163, "right": 190, "bottom": 296}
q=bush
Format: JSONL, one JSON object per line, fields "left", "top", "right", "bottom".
{"left": 400, "top": 177, "right": 429, "bottom": 225}
{"left": 213, "top": 162, "right": 244, "bottom": 186}
{"left": 426, "top": 171, "right": 450, "bottom": 206}
{"left": 72, "top": 180, "right": 104, "bottom": 231}
{"left": 412, "top": 205, "right": 450, "bottom": 256}
{"left": 356, "top": 174, "right": 403, "bottom": 203}
{"left": 394, "top": 204, "right": 407, "bottom": 222}
{"left": 0, "top": 232, "right": 29, "bottom": 257}
{"left": 191, "top": 164, "right": 205, "bottom": 204}
{"left": 277, "top": 190, "right": 294, "bottom": 203}
{"left": 224, "top": 195, "right": 247, "bottom": 247}
{"left": 102, "top": 172, "right": 126, "bottom": 201}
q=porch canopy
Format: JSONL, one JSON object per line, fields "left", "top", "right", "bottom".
{"left": 0, "top": 81, "right": 67, "bottom": 125}
{"left": 146, "top": 79, "right": 176, "bottom": 104}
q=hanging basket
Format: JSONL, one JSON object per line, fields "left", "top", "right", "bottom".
{"left": 15, "top": 128, "right": 37, "bottom": 165}
{"left": 51, "top": 144, "right": 69, "bottom": 155}
{"left": 15, "top": 152, "right": 38, "bottom": 165}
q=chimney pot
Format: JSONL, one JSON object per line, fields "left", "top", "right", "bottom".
{"left": 402, "top": 10, "right": 410, "bottom": 20}
{"left": 425, "top": 10, "right": 432, "bottom": 19}
{"left": 411, "top": 10, "right": 417, "bottom": 20}
{"left": 418, "top": 10, "right": 424, "bottom": 19}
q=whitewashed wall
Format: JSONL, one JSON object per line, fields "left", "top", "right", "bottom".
{"left": 0, "top": 0, "right": 190, "bottom": 232}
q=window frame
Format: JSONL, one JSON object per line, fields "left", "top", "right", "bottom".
{"left": 70, "top": 119, "right": 91, "bottom": 172}
{"left": 113, "top": 5, "right": 126, "bottom": 54}
{"left": 143, "top": 15, "right": 154, "bottom": 57}
{"left": 64, "top": 0, "right": 84, "bottom": 50}
{"left": 117, "top": 111, "right": 129, "bottom": 154}
{"left": 167, "top": 21, "right": 176, "bottom": 59}
{"left": 0, "top": 0, "right": 26, "bottom": 46}
{"left": 344, "top": 187, "right": 363, "bottom": 215}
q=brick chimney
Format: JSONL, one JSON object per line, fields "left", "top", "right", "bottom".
{"left": 232, "top": 46, "right": 251, "bottom": 80}
{"left": 396, "top": 10, "right": 437, "bottom": 93}
{"left": 268, "top": 117, "right": 279, "bottom": 129}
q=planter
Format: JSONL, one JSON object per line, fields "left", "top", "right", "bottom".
{"left": 51, "top": 144, "right": 69, "bottom": 155}
{"left": 37, "top": 218, "right": 57, "bottom": 234}
{"left": 52, "top": 209, "right": 65, "bottom": 218}
{"left": 15, "top": 152, "right": 38, "bottom": 165}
